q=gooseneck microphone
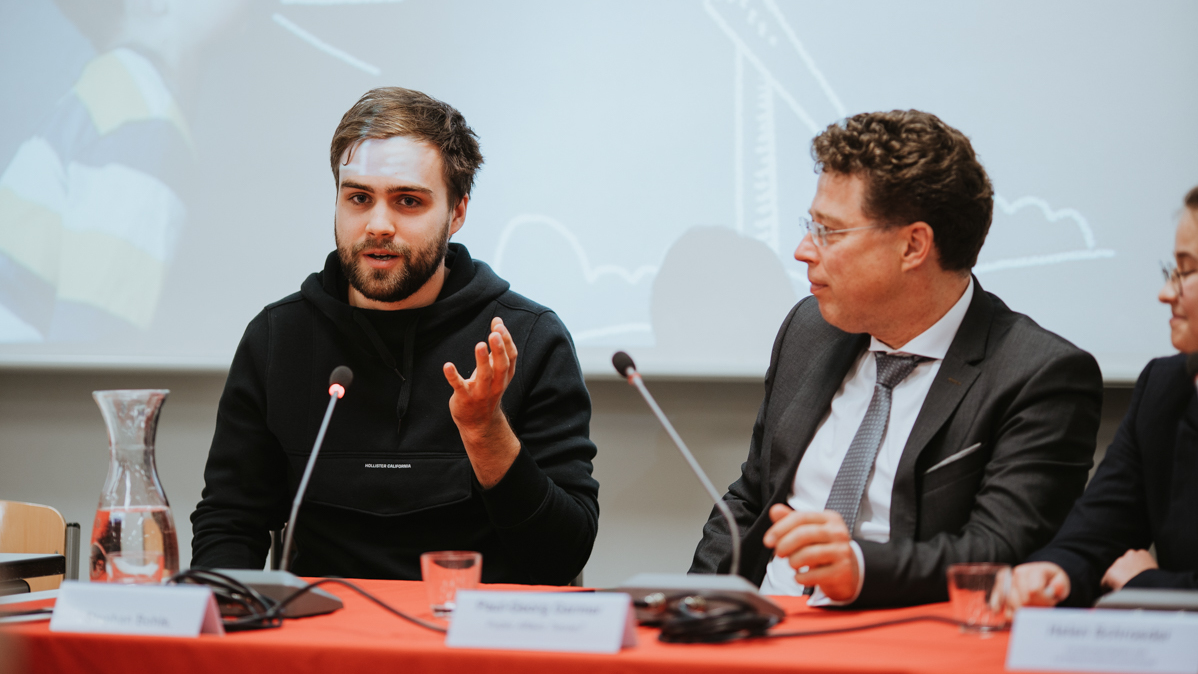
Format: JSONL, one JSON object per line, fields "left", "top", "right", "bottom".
{"left": 196, "top": 367, "right": 353, "bottom": 619}
{"left": 611, "top": 351, "right": 783, "bottom": 638}
{"left": 613, "top": 352, "right": 741, "bottom": 576}
{"left": 280, "top": 366, "right": 354, "bottom": 572}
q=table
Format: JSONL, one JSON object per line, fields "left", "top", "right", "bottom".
{"left": 1, "top": 579, "right": 1048, "bottom": 674}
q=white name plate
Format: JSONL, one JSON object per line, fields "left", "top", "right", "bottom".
{"left": 446, "top": 590, "right": 636, "bottom": 653}
{"left": 50, "top": 581, "right": 224, "bottom": 637}
{"left": 1008, "top": 607, "right": 1198, "bottom": 673}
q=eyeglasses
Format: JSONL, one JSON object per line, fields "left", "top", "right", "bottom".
{"left": 800, "top": 217, "right": 883, "bottom": 247}
{"left": 1161, "top": 261, "right": 1198, "bottom": 297}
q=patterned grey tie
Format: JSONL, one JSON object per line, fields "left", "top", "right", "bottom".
{"left": 823, "top": 352, "right": 926, "bottom": 535}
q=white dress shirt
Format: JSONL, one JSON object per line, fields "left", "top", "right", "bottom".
{"left": 760, "top": 278, "right": 975, "bottom": 603}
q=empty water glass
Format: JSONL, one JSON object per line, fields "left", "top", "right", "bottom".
{"left": 421, "top": 551, "right": 482, "bottom": 618}
{"left": 947, "top": 563, "right": 1012, "bottom": 633}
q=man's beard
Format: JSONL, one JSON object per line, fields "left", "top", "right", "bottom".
{"left": 337, "top": 219, "right": 450, "bottom": 304}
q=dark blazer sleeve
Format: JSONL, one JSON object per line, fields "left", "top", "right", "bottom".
{"left": 477, "top": 309, "right": 600, "bottom": 585}
{"left": 190, "top": 311, "right": 291, "bottom": 569}
{"left": 689, "top": 304, "right": 799, "bottom": 575}
{"left": 856, "top": 342, "right": 1103, "bottom": 607}
{"left": 1028, "top": 358, "right": 1172, "bottom": 606}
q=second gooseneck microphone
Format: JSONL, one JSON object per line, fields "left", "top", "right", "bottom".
{"left": 280, "top": 365, "right": 354, "bottom": 572}
{"left": 612, "top": 352, "right": 741, "bottom": 577}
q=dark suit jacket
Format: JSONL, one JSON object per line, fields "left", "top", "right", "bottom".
{"left": 1028, "top": 354, "right": 1198, "bottom": 607}
{"left": 690, "top": 282, "right": 1104, "bottom": 607}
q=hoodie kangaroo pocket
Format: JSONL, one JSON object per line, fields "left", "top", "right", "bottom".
{"left": 297, "top": 452, "right": 474, "bottom": 516}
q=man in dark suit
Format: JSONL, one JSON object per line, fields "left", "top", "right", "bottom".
{"left": 1010, "top": 187, "right": 1198, "bottom": 608}
{"left": 690, "top": 110, "right": 1104, "bottom": 608}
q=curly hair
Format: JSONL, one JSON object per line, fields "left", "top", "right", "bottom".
{"left": 330, "top": 87, "right": 484, "bottom": 207}
{"left": 811, "top": 110, "right": 993, "bottom": 272}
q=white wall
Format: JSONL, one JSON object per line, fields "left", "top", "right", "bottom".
{"left": 0, "top": 371, "right": 1129, "bottom": 589}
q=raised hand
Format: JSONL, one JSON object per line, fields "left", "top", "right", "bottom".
{"left": 443, "top": 317, "right": 522, "bottom": 488}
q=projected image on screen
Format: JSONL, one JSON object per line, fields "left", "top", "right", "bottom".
{"left": 0, "top": 0, "right": 1192, "bottom": 378}
{"left": 0, "top": 0, "right": 248, "bottom": 344}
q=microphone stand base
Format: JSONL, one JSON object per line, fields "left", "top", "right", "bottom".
{"left": 212, "top": 569, "right": 344, "bottom": 618}
{"left": 613, "top": 572, "right": 784, "bottom": 625}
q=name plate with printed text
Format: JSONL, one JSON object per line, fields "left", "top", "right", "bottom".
{"left": 49, "top": 581, "right": 224, "bottom": 637}
{"left": 445, "top": 590, "right": 636, "bottom": 653}
{"left": 1007, "top": 607, "right": 1198, "bottom": 674}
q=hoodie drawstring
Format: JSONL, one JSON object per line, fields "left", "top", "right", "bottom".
{"left": 352, "top": 310, "right": 417, "bottom": 433}
{"left": 395, "top": 319, "right": 417, "bottom": 434}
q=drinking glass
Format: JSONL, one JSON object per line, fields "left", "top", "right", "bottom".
{"left": 420, "top": 551, "right": 482, "bottom": 618}
{"left": 947, "top": 563, "right": 1012, "bottom": 633}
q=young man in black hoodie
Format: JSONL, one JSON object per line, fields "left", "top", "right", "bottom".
{"left": 190, "top": 88, "right": 599, "bottom": 585}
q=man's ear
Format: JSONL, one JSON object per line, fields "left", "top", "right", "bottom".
{"left": 900, "top": 221, "right": 936, "bottom": 272}
{"left": 449, "top": 194, "right": 469, "bottom": 236}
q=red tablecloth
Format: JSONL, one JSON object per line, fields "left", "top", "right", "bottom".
{"left": 2, "top": 579, "right": 1046, "bottom": 674}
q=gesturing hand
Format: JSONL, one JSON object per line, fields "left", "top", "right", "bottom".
{"left": 762, "top": 504, "right": 860, "bottom": 602}
{"left": 443, "top": 317, "right": 522, "bottom": 488}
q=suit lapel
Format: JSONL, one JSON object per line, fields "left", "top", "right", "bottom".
{"left": 766, "top": 332, "right": 869, "bottom": 498}
{"left": 1183, "top": 385, "right": 1198, "bottom": 434}
{"left": 890, "top": 281, "right": 993, "bottom": 538}
{"left": 1173, "top": 384, "right": 1198, "bottom": 513}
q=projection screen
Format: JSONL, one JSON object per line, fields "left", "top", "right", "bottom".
{"left": 1, "top": 0, "right": 1195, "bottom": 380}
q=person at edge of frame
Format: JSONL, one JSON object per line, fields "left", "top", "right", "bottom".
{"left": 1010, "top": 186, "right": 1198, "bottom": 609}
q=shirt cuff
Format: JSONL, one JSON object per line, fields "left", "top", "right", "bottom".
{"left": 806, "top": 540, "right": 866, "bottom": 607}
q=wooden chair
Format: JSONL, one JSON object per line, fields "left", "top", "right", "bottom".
{"left": 0, "top": 500, "right": 78, "bottom": 592}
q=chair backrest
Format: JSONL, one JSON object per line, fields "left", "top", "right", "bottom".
{"left": 0, "top": 501, "right": 65, "bottom": 555}
{"left": 0, "top": 500, "right": 68, "bottom": 592}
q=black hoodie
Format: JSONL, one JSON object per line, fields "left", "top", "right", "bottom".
{"left": 191, "top": 244, "right": 599, "bottom": 584}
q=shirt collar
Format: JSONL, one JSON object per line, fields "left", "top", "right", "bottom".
{"left": 869, "top": 276, "right": 974, "bottom": 361}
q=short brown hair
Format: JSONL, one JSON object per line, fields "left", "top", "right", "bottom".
{"left": 330, "top": 87, "right": 484, "bottom": 207}
{"left": 1186, "top": 186, "right": 1198, "bottom": 211}
{"left": 811, "top": 110, "right": 993, "bottom": 272}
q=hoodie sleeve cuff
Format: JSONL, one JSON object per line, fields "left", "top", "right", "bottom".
{"left": 477, "top": 444, "right": 552, "bottom": 529}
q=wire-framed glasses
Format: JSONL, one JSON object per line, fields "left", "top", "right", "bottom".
{"left": 1161, "top": 261, "right": 1197, "bottom": 297}
{"left": 800, "top": 217, "right": 883, "bottom": 247}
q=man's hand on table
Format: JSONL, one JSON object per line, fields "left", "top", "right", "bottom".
{"left": 1009, "top": 562, "right": 1071, "bottom": 609}
{"left": 444, "top": 317, "right": 522, "bottom": 489}
{"left": 763, "top": 505, "right": 860, "bottom": 602}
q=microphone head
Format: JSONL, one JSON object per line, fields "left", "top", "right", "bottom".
{"left": 1187, "top": 353, "right": 1198, "bottom": 380}
{"left": 329, "top": 366, "right": 354, "bottom": 389}
{"left": 612, "top": 351, "right": 636, "bottom": 378}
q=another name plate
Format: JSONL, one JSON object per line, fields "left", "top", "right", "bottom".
{"left": 50, "top": 581, "right": 224, "bottom": 637}
{"left": 446, "top": 590, "right": 636, "bottom": 653}
{"left": 1007, "top": 607, "right": 1198, "bottom": 674}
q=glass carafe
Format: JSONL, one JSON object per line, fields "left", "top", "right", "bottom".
{"left": 89, "top": 389, "right": 179, "bottom": 584}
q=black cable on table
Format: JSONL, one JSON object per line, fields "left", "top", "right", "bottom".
{"left": 169, "top": 571, "right": 447, "bottom": 634}
{"left": 653, "top": 591, "right": 968, "bottom": 644}
{"left": 762, "top": 614, "right": 965, "bottom": 638}
{"left": 0, "top": 608, "right": 54, "bottom": 619}
{"left": 269, "top": 578, "right": 447, "bottom": 633}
